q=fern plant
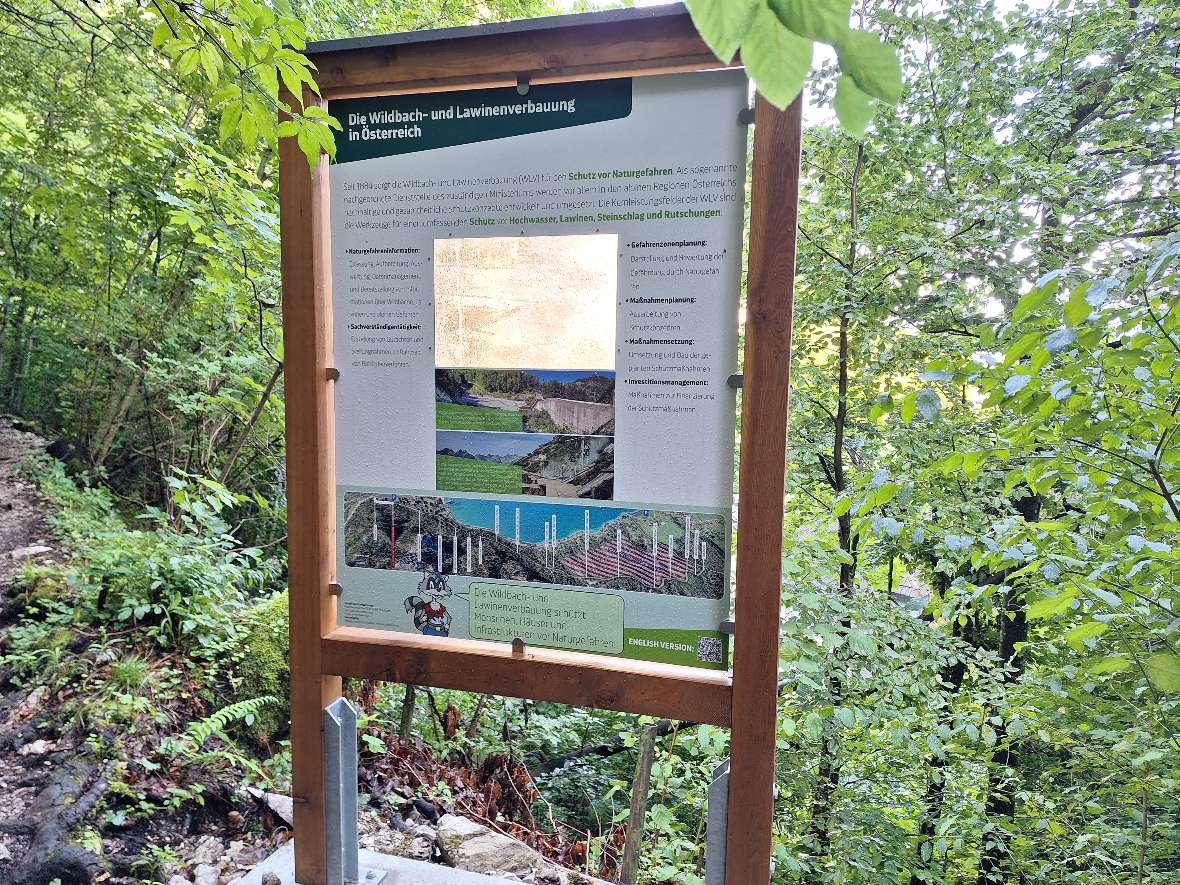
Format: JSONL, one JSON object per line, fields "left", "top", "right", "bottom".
{"left": 162, "top": 695, "right": 279, "bottom": 784}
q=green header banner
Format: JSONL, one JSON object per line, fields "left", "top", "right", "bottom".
{"left": 330, "top": 79, "right": 633, "bottom": 164}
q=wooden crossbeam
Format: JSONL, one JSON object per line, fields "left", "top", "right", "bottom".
{"left": 322, "top": 627, "right": 733, "bottom": 726}
{"left": 309, "top": 11, "right": 733, "bottom": 99}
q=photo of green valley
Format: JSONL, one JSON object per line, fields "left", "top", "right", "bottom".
{"left": 435, "top": 367, "right": 614, "bottom": 435}
{"left": 435, "top": 368, "right": 616, "bottom": 498}
{"left": 436, "top": 430, "right": 614, "bottom": 498}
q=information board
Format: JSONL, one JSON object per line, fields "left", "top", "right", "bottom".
{"left": 329, "top": 70, "right": 748, "bottom": 669}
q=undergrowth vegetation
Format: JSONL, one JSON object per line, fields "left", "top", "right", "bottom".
{"left": 4, "top": 461, "right": 290, "bottom": 826}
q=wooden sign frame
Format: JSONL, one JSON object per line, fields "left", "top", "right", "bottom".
{"left": 279, "top": 7, "right": 800, "bottom": 885}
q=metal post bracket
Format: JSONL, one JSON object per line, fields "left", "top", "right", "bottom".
{"left": 324, "top": 698, "right": 388, "bottom": 885}
{"left": 706, "top": 758, "right": 731, "bottom": 885}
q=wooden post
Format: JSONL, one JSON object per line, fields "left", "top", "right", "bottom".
{"left": 398, "top": 683, "right": 417, "bottom": 740}
{"left": 724, "top": 93, "right": 803, "bottom": 885}
{"left": 280, "top": 90, "right": 344, "bottom": 885}
{"left": 618, "top": 723, "right": 659, "bottom": 884}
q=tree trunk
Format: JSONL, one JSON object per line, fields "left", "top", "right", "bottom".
{"left": 3, "top": 295, "right": 28, "bottom": 410}
{"left": 618, "top": 723, "right": 658, "bottom": 885}
{"left": 216, "top": 361, "right": 283, "bottom": 485}
{"left": 398, "top": 684, "right": 416, "bottom": 740}
{"left": 911, "top": 587, "right": 971, "bottom": 885}
{"left": 91, "top": 369, "right": 141, "bottom": 466}
{"left": 806, "top": 143, "right": 864, "bottom": 879}
{"left": 976, "top": 492, "right": 1039, "bottom": 885}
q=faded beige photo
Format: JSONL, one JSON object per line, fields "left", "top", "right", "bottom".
{"left": 434, "top": 234, "right": 617, "bottom": 370}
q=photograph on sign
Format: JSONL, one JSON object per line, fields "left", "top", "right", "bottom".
{"left": 435, "top": 368, "right": 615, "bottom": 434}
{"left": 329, "top": 70, "right": 748, "bottom": 669}
{"left": 435, "top": 431, "right": 614, "bottom": 498}
{"left": 343, "top": 491, "right": 725, "bottom": 595}
{"left": 434, "top": 235, "right": 617, "bottom": 371}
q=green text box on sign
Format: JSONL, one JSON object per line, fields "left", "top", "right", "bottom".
{"left": 467, "top": 581, "right": 624, "bottom": 655}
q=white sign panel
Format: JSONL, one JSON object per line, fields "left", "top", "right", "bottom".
{"left": 329, "top": 71, "right": 747, "bottom": 669}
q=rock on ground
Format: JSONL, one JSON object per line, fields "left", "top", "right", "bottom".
{"left": 437, "top": 815, "right": 611, "bottom": 885}
{"left": 190, "top": 834, "right": 225, "bottom": 867}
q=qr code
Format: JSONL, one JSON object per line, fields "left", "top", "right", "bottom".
{"left": 697, "top": 636, "right": 724, "bottom": 664}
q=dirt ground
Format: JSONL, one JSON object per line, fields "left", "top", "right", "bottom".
{"left": 0, "top": 418, "right": 64, "bottom": 871}
{"left": 0, "top": 418, "right": 56, "bottom": 589}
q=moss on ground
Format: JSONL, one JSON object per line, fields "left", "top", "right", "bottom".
{"left": 235, "top": 591, "right": 289, "bottom": 743}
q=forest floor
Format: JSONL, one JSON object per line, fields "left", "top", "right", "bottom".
{"left": 0, "top": 418, "right": 611, "bottom": 885}
{"left": 0, "top": 418, "right": 63, "bottom": 870}
{"left": 0, "top": 419, "right": 328, "bottom": 883}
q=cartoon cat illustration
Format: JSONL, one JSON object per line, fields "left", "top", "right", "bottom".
{"left": 404, "top": 570, "right": 453, "bottom": 637}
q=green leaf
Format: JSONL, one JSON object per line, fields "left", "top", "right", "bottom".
{"left": 259, "top": 66, "right": 279, "bottom": 100}
{"left": 241, "top": 103, "right": 261, "bottom": 146}
{"left": 297, "top": 126, "right": 320, "bottom": 166}
{"left": 833, "top": 74, "right": 874, "bottom": 135}
{"left": 1145, "top": 653, "right": 1180, "bottom": 692}
{"left": 768, "top": 0, "right": 852, "bottom": 44}
{"left": 1044, "top": 328, "right": 1076, "bottom": 355}
{"left": 199, "top": 43, "right": 221, "bottom": 83}
{"left": 846, "top": 630, "right": 877, "bottom": 656}
{"left": 916, "top": 386, "right": 941, "bottom": 421}
{"left": 874, "top": 482, "right": 900, "bottom": 506}
{"left": 741, "top": 6, "right": 813, "bottom": 109}
{"left": 900, "top": 390, "right": 918, "bottom": 423}
{"left": 218, "top": 101, "right": 243, "bottom": 146}
{"left": 1027, "top": 588, "right": 1077, "bottom": 620}
{"left": 1065, "top": 620, "right": 1108, "bottom": 651}
{"left": 1090, "top": 657, "right": 1130, "bottom": 675}
{"left": 684, "top": 0, "right": 760, "bottom": 64}
{"left": 278, "top": 62, "right": 304, "bottom": 103}
{"left": 1003, "top": 374, "right": 1032, "bottom": 398}
{"left": 835, "top": 29, "right": 901, "bottom": 104}
{"left": 1012, "top": 286, "right": 1053, "bottom": 323}
{"left": 1064, "top": 287, "right": 1092, "bottom": 326}
{"left": 176, "top": 48, "right": 200, "bottom": 77}
{"left": 151, "top": 20, "right": 173, "bottom": 48}
{"left": 804, "top": 711, "right": 824, "bottom": 739}
{"left": 1132, "top": 748, "right": 1165, "bottom": 767}
{"left": 361, "top": 733, "right": 387, "bottom": 754}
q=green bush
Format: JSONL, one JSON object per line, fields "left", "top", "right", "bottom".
{"left": 30, "top": 461, "right": 278, "bottom": 655}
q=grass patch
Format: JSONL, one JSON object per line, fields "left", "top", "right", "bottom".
{"left": 437, "top": 402, "right": 523, "bottom": 432}
{"left": 436, "top": 454, "right": 523, "bottom": 494}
